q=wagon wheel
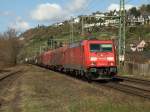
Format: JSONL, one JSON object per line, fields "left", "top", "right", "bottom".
{"left": 75, "top": 70, "right": 78, "bottom": 78}
{"left": 80, "top": 70, "right": 85, "bottom": 79}
{"left": 86, "top": 72, "right": 92, "bottom": 83}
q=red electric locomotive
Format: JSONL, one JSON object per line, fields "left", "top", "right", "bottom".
{"left": 62, "top": 39, "right": 117, "bottom": 80}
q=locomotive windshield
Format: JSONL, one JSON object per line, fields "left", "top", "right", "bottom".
{"left": 90, "top": 44, "right": 112, "bottom": 52}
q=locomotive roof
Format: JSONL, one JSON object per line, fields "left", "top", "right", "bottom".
{"left": 69, "top": 39, "right": 113, "bottom": 48}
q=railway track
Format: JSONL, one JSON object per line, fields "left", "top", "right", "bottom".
{"left": 102, "top": 82, "right": 150, "bottom": 99}
{"left": 0, "top": 69, "right": 22, "bottom": 81}
{"left": 53, "top": 69, "right": 150, "bottom": 99}
{"left": 0, "top": 70, "right": 10, "bottom": 74}
{"left": 116, "top": 76, "right": 150, "bottom": 85}
{"left": 0, "top": 69, "right": 23, "bottom": 107}
{"left": 33, "top": 65, "right": 150, "bottom": 100}
{"left": 61, "top": 71, "right": 150, "bottom": 99}
{"left": 98, "top": 76, "right": 150, "bottom": 99}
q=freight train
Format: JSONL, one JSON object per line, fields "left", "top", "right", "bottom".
{"left": 30, "top": 39, "right": 117, "bottom": 81}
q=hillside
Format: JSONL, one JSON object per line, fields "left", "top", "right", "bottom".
{"left": 19, "top": 22, "right": 119, "bottom": 58}
{"left": 18, "top": 22, "right": 150, "bottom": 62}
{"left": 18, "top": 4, "right": 150, "bottom": 63}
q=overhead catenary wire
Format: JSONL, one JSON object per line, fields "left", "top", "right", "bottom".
{"left": 125, "top": 0, "right": 134, "bottom": 4}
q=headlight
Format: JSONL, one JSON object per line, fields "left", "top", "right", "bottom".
{"left": 110, "top": 62, "right": 114, "bottom": 66}
{"left": 107, "top": 57, "right": 114, "bottom": 61}
{"left": 90, "top": 57, "right": 98, "bottom": 61}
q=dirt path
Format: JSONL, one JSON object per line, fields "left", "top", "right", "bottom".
{"left": 0, "top": 64, "right": 150, "bottom": 112}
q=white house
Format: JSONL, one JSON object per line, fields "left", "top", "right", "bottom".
{"left": 73, "top": 17, "right": 80, "bottom": 23}
{"left": 84, "top": 23, "right": 95, "bottom": 28}
{"left": 130, "top": 43, "right": 137, "bottom": 52}
{"left": 94, "top": 13, "right": 105, "bottom": 20}
{"left": 104, "top": 19, "right": 118, "bottom": 26}
{"left": 137, "top": 40, "right": 146, "bottom": 52}
{"left": 130, "top": 40, "right": 146, "bottom": 52}
{"left": 54, "top": 22, "right": 64, "bottom": 27}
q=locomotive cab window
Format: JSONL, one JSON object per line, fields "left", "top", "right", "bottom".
{"left": 90, "top": 44, "right": 112, "bottom": 52}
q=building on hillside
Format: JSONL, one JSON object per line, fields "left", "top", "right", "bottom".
{"left": 137, "top": 40, "right": 146, "bottom": 52}
{"left": 92, "top": 12, "right": 105, "bottom": 20}
{"left": 54, "top": 22, "right": 64, "bottom": 27}
{"left": 84, "top": 23, "right": 95, "bottom": 28}
{"left": 73, "top": 17, "right": 80, "bottom": 23}
{"left": 104, "top": 19, "right": 119, "bottom": 26}
{"left": 127, "top": 14, "right": 150, "bottom": 26}
{"left": 148, "top": 15, "right": 150, "bottom": 24}
{"left": 143, "top": 14, "right": 150, "bottom": 24}
{"left": 130, "top": 40, "right": 147, "bottom": 52}
{"left": 127, "top": 15, "right": 144, "bottom": 26}
{"left": 19, "top": 37, "right": 24, "bottom": 41}
{"left": 130, "top": 43, "right": 137, "bottom": 52}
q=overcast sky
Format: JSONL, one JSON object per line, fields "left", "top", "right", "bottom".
{"left": 0, "top": 0, "right": 149, "bottom": 32}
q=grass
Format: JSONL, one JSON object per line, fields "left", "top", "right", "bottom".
{"left": 0, "top": 65, "right": 150, "bottom": 112}
{"left": 68, "top": 96, "right": 150, "bottom": 112}
{"left": 16, "top": 65, "right": 150, "bottom": 112}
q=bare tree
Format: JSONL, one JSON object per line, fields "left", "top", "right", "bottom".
{"left": 0, "top": 28, "right": 21, "bottom": 68}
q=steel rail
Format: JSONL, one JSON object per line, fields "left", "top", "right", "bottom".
{"left": 33, "top": 65, "right": 150, "bottom": 100}
{"left": 0, "top": 70, "right": 22, "bottom": 81}
{"left": 101, "top": 82, "right": 150, "bottom": 99}
{"left": 116, "top": 76, "right": 150, "bottom": 85}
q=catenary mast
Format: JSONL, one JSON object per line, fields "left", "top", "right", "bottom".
{"left": 119, "top": 0, "right": 126, "bottom": 67}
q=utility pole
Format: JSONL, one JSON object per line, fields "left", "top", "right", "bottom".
{"left": 39, "top": 39, "right": 42, "bottom": 54}
{"left": 81, "top": 16, "right": 84, "bottom": 35}
{"left": 71, "top": 19, "right": 74, "bottom": 43}
{"left": 119, "top": 0, "right": 126, "bottom": 67}
{"left": 70, "top": 17, "right": 74, "bottom": 43}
